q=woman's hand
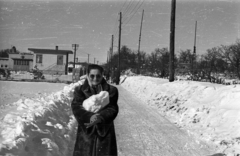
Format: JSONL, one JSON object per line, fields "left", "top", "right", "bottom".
{"left": 84, "top": 114, "right": 102, "bottom": 128}
{"left": 90, "top": 114, "right": 99, "bottom": 123}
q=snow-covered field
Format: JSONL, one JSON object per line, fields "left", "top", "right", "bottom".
{"left": 0, "top": 81, "right": 68, "bottom": 107}
{"left": 121, "top": 76, "right": 240, "bottom": 156}
{"left": 0, "top": 81, "right": 82, "bottom": 156}
{"left": 1, "top": 76, "right": 240, "bottom": 156}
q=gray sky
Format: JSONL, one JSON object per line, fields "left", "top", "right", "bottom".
{"left": 0, "top": 0, "right": 239, "bottom": 64}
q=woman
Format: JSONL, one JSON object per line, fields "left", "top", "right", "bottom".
{"left": 71, "top": 64, "right": 119, "bottom": 156}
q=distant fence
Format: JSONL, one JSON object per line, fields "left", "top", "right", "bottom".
{"left": 0, "top": 70, "right": 73, "bottom": 84}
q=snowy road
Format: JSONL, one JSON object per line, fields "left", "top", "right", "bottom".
{"left": 115, "top": 86, "right": 216, "bottom": 156}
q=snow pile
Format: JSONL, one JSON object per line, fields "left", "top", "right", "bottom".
{"left": 0, "top": 80, "right": 84, "bottom": 156}
{"left": 121, "top": 76, "right": 240, "bottom": 156}
{"left": 123, "top": 69, "right": 136, "bottom": 76}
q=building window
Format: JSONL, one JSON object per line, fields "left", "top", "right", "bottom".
{"left": 36, "top": 54, "right": 42, "bottom": 63}
{"left": 57, "top": 55, "right": 63, "bottom": 65}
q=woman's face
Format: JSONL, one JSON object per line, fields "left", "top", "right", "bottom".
{"left": 88, "top": 69, "right": 103, "bottom": 86}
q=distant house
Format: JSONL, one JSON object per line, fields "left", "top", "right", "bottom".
{"left": 0, "top": 52, "right": 34, "bottom": 71}
{"left": 0, "top": 57, "right": 9, "bottom": 69}
{"left": 9, "top": 52, "right": 34, "bottom": 71}
{"left": 28, "top": 46, "right": 73, "bottom": 75}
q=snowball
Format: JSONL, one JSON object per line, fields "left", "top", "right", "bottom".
{"left": 83, "top": 91, "right": 109, "bottom": 113}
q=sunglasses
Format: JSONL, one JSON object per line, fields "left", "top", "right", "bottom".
{"left": 89, "top": 74, "right": 102, "bottom": 79}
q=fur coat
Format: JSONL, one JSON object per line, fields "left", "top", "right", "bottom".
{"left": 71, "top": 78, "right": 119, "bottom": 156}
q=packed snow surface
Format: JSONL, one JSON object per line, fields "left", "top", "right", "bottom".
{"left": 0, "top": 81, "right": 83, "bottom": 156}
{"left": 121, "top": 76, "right": 240, "bottom": 156}
{"left": 1, "top": 76, "right": 240, "bottom": 156}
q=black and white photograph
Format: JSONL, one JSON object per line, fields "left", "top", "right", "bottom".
{"left": 0, "top": 0, "right": 240, "bottom": 155}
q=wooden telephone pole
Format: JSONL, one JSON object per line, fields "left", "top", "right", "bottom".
{"left": 110, "top": 35, "right": 114, "bottom": 72}
{"left": 116, "top": 12, "right": 122, "bottom": 85}
{"left": 72, "top": 44, "right": 79, "bottom": 69}
{"left": 137, "top": 9, "right": 144, "bottom": 75}
{"left": 87, "top": 54, "right": 90, "bottom": 64}
{"left": 192, "top": 21, "right": 197, "bottom": 73}
{"left": 111, "top": 35, "right": 114, "bottom": 61}
{"left": 169, "top": 0, "right": 176, "bottom": 82}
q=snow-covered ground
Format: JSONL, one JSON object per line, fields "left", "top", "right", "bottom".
{"left": 0, "top": 81, "right": 82, "bottom": 156}
{"left": 1, "top": 75, "right": 240, "bottom": 156}
{"left": 0, "top": 81, "right": 68, "bottom": 107}
{"left": 121, "top": 76, "right": 240, "bottom": 156}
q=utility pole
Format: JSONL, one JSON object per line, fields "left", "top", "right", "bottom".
{"left": 169, "top": 0, "right": 176, "bottom": 82}
{"left": 107, "top": 50, "right": 109, "bottom": 65}
{"left": 116, "top": 12, "right": 122, "bottom": 85}
{"left": 87, "top": 54, "right": 90, "bottom": 64}
{"left": 107, "top": 50, "right": 110, "bottom": 71}
{"left": 193, "top": 21, "right": 197, "bottom": 54}
{"left": 192, "top": 21, "right": 197, "bottom": 73}
{"left": 72, "top": 44, "right": 79, "bottom": 69}
{"left": 111, "top": 35, "right": 114, "bottom": 70}
{"left": 94, "top": 58, "right": 96, "bottom": 64}
{"left": 137, "top": 9, "right": 144, "bottom": 75}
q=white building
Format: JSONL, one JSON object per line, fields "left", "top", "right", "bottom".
{"left": 0, "top": 52, "right": 33, "bottom": 71}
{"left": 28, "top": 46, "right": 73, "bottom": 75}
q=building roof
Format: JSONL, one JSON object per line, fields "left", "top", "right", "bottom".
{"left": 8, "top": 52, "right": 33, "bottom": 55}
{"left": 0, "top": 57, "right": 9, "bottom": 60}
{"left": 28, "top": 48, "right": 73, "bottom": 55}
{"left": 8, "top": 52, "right": 20, "bottom": 54}
{"left": 11, "top": 58, "right": 33, "bottom": 61}
{"left": 20, "top": 52, "right": 33, "bottom": 55}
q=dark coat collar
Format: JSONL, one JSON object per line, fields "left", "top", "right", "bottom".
{"left": 82, "top": 78, "right": 110, "bottom": 96}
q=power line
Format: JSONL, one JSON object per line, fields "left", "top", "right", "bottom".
{"left": 112, "top": 16, "right": 119, "bottom": 36}
{"left": 123, "top": 1, "right": 136, "bottom": 20}
{"left": 122, "top": 0, "right": 142, "bottom": 22}
{"left": 120, "top": 0, "right": 128, "bottom": 12}
{"left": 122, "top": 0, "right": 145, "bottom": 26}
{"left": 112, "top": 0, "right": 135, "bottom": 53}
{"left": 112, "top": 0, "right": 129, "bottom": 38}
{"left": 122, "top": 0, "right": 145, "bottom": 25}
{"left": 112, "top": 1, "right": 128, "bottom": 37}
{"left": 122, "top": 0, "right": 134, "bottom": 17}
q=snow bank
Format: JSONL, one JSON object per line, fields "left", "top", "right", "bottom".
{"left": 0, "top": 80, "right": 83, "bottom": 156}
{"left": 121, "top": 76, "right": 240, "bottom": 156}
